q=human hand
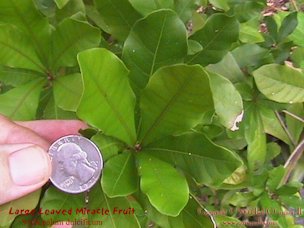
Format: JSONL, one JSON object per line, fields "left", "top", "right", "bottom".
{"left": 0, "top": 115, "right": 87, "bottom": 205}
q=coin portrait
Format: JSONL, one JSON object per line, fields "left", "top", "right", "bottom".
{"left": 48, "top": 135, "right": 103, "bottom": 193}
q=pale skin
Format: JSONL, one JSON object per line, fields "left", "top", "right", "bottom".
{"left": 0, "top": 114, "right": 86, "bottom": 227}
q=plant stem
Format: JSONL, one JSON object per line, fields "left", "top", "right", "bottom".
{"left": 290, "top": 0, "right": 299, "bottom": 11}
{"left": 282, "top": 110, "right": 304, "bottom": 124}
{"left": 281, "top": 139, "right": 304, "bottom": 185}
{"left": 274, "top": 111, "right": 297, "bottom": 146}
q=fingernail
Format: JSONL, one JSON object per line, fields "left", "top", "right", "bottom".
{"left": 9, "top": 145, "right": 50, "bottom": 186}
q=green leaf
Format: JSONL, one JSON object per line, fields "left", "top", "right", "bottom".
{"left": 244, "top": 105, "right": 267, "bottom": 171}
{"left": 286, "top": 104, "right": 304, "bottom": 144}
{"left": 40, "top": 187, "right": 84, "bottom": 222}
{"left": 43, "top": 93, "right": 77, "bottom": 119}
{"left": 232, "top": 44, "right": 272, "bottom": 69}
{"left": 277, "top": 12, "right": 298, "bottom": 43}
{"left": 137, "top": 153, "right": 189, "bottom": 216}
{"left": 122, "top": 9, "right": 188, "bottom": 90}
{"left": 0, "top": 24, "right": 46, "bottom": 73}
{"left": 51, "top": 17, "right": 101, "bottom": 70}
{"left": 89, "top": 185, "right": 141, "bottom": 227}
{"left": 259, "top": 105, "right": 291, "bottom": 145}
{"left": 0, "top": 190, "right": 40, "bottom": 228}
{"left": 91, "top": 133, "right": 123, "bottom": 161}
{"left": 187, "top": 14, "right": 239, "bottom": 66}
{"left": 139, "top": 64, "right": 214, "bottom": 145}
{"left": 208, "top": 71, "right": 243, "bottom": 130}
{"left": 148, "top": 196, "right": 216, "bottom": 227}
{"left": 291, "top": 47, "right": 304, "bottom": 68}
{"left": 129, "top": 0, "right": 174, "bottom": 16}
{"left": 146, "top": 132, "right": 243, "bottom": 186}
{"left": 239, "top": 17, "right": 264, "bottom": 43}
{"left": 53, "top": 73, "right": 83, "bottom": 111}
{"left": 0, "top": 0, "right": 51, "bottom": 64}
{"left": 290, "top": 13, "right": 304, "bottom": 47}
{"left": 102, "top": 152, "right": 138, "bottom": 197}
{"left": 174, "top": 0, "right": 201, "bottom": 22}
{"left": 0, "top": 66, "right": 43, "bottom": 86}
{"left": 54, "top": 0, "right": 70, "bottom": 9}
{"left": 94, "top": 0, "right": 141, "bottom": 41}
{"left": 253, "top": 64, "right": 304, "bottom": 103}
{"left": 169, "top": 197, "right": 216, "bottom": 227}
{"left": 206, "top": 52, "right": 244, "bottom": 83}
{"left": 267, "top": 166, "right": 285, "bottom": 191}
{"left": 77, "top": 48, "right": 137, "bottom": 145}
{"left": 0, "top": 79, "right": 44, "bottom": 120}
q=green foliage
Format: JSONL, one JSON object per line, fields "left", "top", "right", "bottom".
{"left": 0, "top": 0, "right": 304, "bottom": 227}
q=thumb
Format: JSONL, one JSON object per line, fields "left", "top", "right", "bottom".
{"left": 0, "top": 144, "right": 51, "bottom": 205}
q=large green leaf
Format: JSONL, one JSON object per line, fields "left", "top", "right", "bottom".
{"left": 253, "top": 64, "right": 304, "bottom": 103}
{"left": 0, "top": 79, "right": 44, "bottom": 120}
{"left": 102, "top": 152, "right": 138, "bottom": 197}
{"left": 0, "top": 66, "right": 43, "bottom": 86}
{"left": 0, "top": 0, "right": 51, "bottom": 64}
{"left": 244, "top": 105, "right": 266, "bottom": 171}
{"left": 53, "top": 73, "right": 83, "bottom": 111}
{"left": 208, "top": 71, "right": 243, "bottom": 130}
{"left": 77, "top": 48, "right": 137, "bottom": 145}
{"left": 187, "top": 14, "right": 239, "bottom": 66}
{"left": 94, "top": 0, "right": 141, "bottom": 41}
{"left": 129, "top": 0, "right": 174, "bottom": 16}
{"left": 137, "top": 153, "right": 189, "bottom": 216}
{"left": 139, "top": 64, "right": 214, "bottom": 145}
{"left": 0, "top": 25, "right": 46, "bottom": 73}
{"left": 0, "top": 190, "right": 40, "bottom": 228}
{"left": 146, "top": 132, "right": 243, "bottom": 186}
{"left": 40, "top": 187, "right": 84, "bottom": 222}
{"left": 51, "top": 17, "right": 101, "bottom": 70}
{"left": 122, "top": 9, "right": 188, "bottom": 90}
{"left": 290, "top": 13, "right": 304, "bottom": 47}
{"left": 89, "top": 185, "right": 141, "bottom": 227}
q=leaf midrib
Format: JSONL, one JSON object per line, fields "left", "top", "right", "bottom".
{"left": 10, "top": 79, "right": 43, "bottom": 119}
{"left": 0, "top": 40, "right": 46, "bottom": 72}
{"left": 10, "top": 0, "right": 47, "bottom": 63}
{"left": 147, "top": 147, "right": 239, "bottom": 165}
{"left": 149, "top": 13, "right": 168, "bottom": 76}
{"left": 110, "top": 153, "right": 132, "bottom": 195}
{"left": 141, "top": 76, "right": 191, "bottom": 144}
{"left": 85, "top": 65, "right": 135, "bottom": 145}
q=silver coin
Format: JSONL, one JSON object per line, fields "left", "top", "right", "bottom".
{"left": 48, "top": 135, "right": 103, "bottom": 193}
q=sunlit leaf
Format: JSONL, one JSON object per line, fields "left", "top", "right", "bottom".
{"left": 77, "top": 48, "right": 137, "bottom": 145}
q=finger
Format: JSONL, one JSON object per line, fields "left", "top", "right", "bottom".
{"left": 0, "top": 144, "right": 51, "bottom": 205}
{"left": 0, "top": 115, "right": 49, "bottom": 150}
{"left": 16, "top": 120, "right": 88, "bottom": 143}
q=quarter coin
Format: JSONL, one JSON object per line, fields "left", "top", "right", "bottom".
{"left": 48, "top": 135, "right": 103, "bottom": 193}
